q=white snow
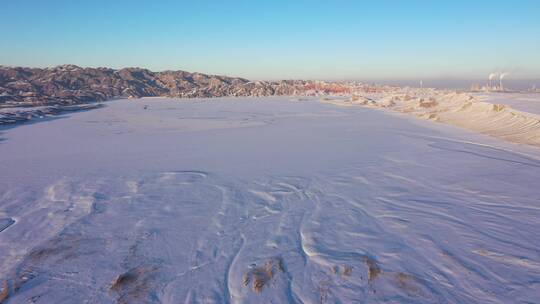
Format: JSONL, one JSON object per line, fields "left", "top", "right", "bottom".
{"left": 474, "top": 92, "right": 540, "bottom": 116}
{"left": 325, "top": 90, "right": 540, "bottom": 148}
{"left": 0, "top": 96, "right": 539, "bottom": 303}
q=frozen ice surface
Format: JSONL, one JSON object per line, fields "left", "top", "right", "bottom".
{"left": 0, "top": 97, "right": 539, "bottom": 303}
{"left": 474, "top": 92, "right": 540, "bottom": 116}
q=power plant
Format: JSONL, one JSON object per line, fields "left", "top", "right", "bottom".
{"left": 484, "top": 72, "right": 509, "bottom": 91}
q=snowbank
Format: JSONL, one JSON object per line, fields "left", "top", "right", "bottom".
{"left": 324, "top": 90, "right": 540, "bottom": 148}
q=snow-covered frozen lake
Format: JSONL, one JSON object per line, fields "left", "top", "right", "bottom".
{"left": 475, "top": 92, "right": 540, "bottom": 116}
{"left": 1, "top": 97, "right": 539, "bottom": 303}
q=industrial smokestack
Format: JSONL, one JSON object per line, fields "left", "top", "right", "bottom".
{"left": 500, "top": 73, "right": 509, "bottom": 91}
{"left": 489, "top": 73, "right": 497, "bottom": 90}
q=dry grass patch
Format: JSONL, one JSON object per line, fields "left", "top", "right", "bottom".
{"left": 242, "top": 257, "right": 284, "bottom": 293}
{"left": 0, "top": 281, "right": 9, "bottom": 303}
{"left": 110, "top": 265, "right": 158, "bottom": 304}
{"left": 363, "top": 256, "right": 381, "bottom": 282}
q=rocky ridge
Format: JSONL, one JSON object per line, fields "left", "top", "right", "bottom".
{"left": 0, "top": 65, "right": 352, "bottom": 108}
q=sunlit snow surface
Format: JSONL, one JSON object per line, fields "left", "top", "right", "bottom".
{"left": 1, "top": 96, "right": 539, "bottom": 303}
{"left": 475, "top": 92, "right": 540, "bottom": 116}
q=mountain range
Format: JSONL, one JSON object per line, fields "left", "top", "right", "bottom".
{"left": 0, "top": 65, "right": 351, "bottom": 107}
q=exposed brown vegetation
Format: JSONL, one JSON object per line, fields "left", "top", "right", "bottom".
{"left": 110, "top": 265, "right": 158, "bottom": 304}
{"left": 492, "top": 104, "right": 506, "bottom": 112}
{"left": 331, "top": 264, "right": 353, "bottom": 277}
{"left": 393, "top": 272, "right": 422, "bottom": 296}
{"left": 111, "top": 271, "right": 138, "bottom": 291}
{"left": 363, "top": 257, "right": 381, "bottom": 282}
{"left": 242, "top": 257, "right": 284, "bottom": 293}
{"left": 419, "top": 99, "right": 438, "bottom": 108}
{"left": 0, "top": 280, "right": 9, "bottom": 303}
{"left": 361, "top": 256, "right": 422, "bottom": 296}
{"left": 342, "top": 265, "right": 353, "bottom": 277}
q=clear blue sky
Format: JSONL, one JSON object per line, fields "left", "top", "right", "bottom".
{"left": 1, "top": 0, "right": 539, "bottom": 80}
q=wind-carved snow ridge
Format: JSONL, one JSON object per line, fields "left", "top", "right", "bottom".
{"left": 2, "top": 169, "right": 538, "bottom": 303}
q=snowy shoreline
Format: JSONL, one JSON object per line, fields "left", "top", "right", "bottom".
{"left": 0, "top": 103, "right": 104, "bottom": 126}
{"left": 323, "top": 90, "right": 540, "bottom": 148}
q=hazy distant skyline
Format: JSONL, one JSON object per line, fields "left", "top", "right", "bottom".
{"left": 2, "top": 0, "right": 539, "bottom": 80}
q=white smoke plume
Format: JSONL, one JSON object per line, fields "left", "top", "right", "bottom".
{"left": 489, "top": 73, "right": 498, "bottom": 80}
{"left": 500, "top": 72, "right": 509, "bottom": 80}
